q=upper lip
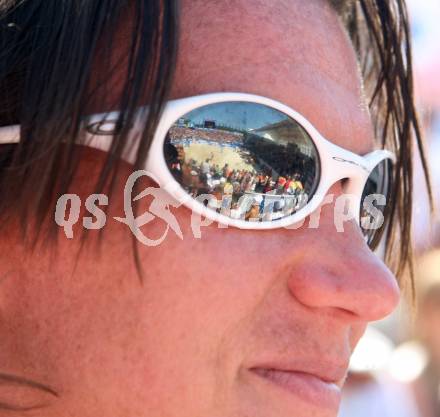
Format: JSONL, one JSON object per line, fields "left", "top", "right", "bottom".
{"left": 248, "top": 359, "right": 349, "bottom": 386}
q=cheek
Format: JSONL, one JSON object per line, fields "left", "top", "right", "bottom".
{"left": 135, "top": 207, "right": 275, "bottom": 342}
{"left": 0, "top": 235, "right": 234, "bottom": 416}
{"left": 0, "top": 162, "right": 276, "bottom": 414}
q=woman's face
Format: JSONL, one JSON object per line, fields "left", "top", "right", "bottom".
{"left": 0, "top": 1, "right": 400, "bottom": 417}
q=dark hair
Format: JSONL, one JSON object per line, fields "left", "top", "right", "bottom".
{"left": 0, "top": 0, "right": 179, "bottom": 270}
{"left": 341, "top": 1, "right": 432, "bottom": 300}
{"left": 0, "top": 0, "right": 432, "bottom": 297}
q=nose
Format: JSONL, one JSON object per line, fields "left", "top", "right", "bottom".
{"left": 285, "top": 194, "right": 400, "bottom": 322}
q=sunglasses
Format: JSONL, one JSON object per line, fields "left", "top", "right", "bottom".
{"left": 0, "top": 92, "right": 394, "bottom": 247}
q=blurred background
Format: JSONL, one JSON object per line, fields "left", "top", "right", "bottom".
{"left": 338, "top": 2, "right": 440, "bottom": 416}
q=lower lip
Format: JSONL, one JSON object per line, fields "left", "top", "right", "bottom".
{"left": 249, "top": 368, "right": 341, "bottom": 410}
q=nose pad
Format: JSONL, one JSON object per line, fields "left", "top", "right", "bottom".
{"left": 332, "top": 192, "right": 362, "bottom": 233}
{"left": 307, "top": 182, "right": 363, "bottom": 235}
{"left": 338, "top": 176, "right": 365, "bottom": 226}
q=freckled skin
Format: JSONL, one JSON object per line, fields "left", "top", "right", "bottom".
{"left": 0, "top": 1, "right": 400, "bottom": 417}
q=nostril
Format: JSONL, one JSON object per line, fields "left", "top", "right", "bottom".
{"left": 340, "top": 177, "right": 350, "bottom": 189}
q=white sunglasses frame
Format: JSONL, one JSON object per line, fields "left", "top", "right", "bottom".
{"left": 0, "top": 92, "right": 395, "bottom": 231}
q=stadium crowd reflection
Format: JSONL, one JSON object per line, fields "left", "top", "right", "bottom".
{"left": 163, "top": 102, "right": 320, "bottom": 222}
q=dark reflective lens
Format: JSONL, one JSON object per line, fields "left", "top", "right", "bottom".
{"left": 360, "top": 158, "right": 393, "bottom": 247}
{"left": 163, "top": 101, "right": 320, "bottom": 223}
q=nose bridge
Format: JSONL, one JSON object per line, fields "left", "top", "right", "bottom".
{"left": 285, "top": 206, "right": 400, "bottom": 322}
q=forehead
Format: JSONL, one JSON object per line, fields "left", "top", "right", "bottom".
{"left": 171, "top": 0, "right": 375, "bottom": 154}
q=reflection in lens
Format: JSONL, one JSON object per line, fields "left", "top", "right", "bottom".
{"left": 163, "top": 101, "right": 320, "bottom": 223}
{"left": 360, "top": 158, "right": 393, "bottom": 247}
